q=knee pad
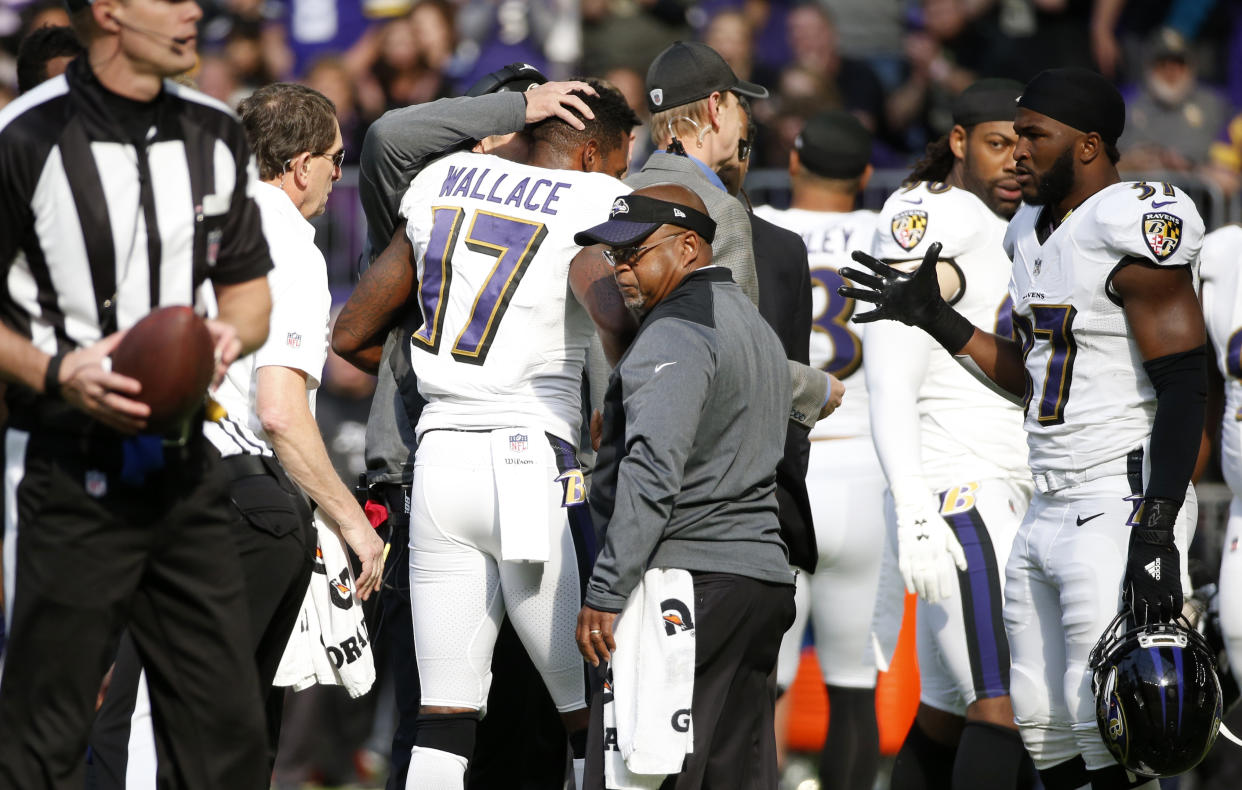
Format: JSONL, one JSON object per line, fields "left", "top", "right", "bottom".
{"left": 415, "top": 712, "right": 479, "bottom": 760}
{"left": 1037, "top": 756, "right": 1088, "bottom": 790}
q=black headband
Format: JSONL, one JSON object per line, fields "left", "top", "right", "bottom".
{"left": 1017, "top": 67, "right": 1125, "bottom": 145}
{"left": 574, "top": 194, "right": 717, "bottom": 247}
{"left": 952, "top": 78, "right": 1024, "bottom": 127}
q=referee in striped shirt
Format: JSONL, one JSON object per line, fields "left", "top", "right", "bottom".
{"left": 0, "top": 1, "right": 273, "bottom": 788}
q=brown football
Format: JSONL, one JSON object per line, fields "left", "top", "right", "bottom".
{"left": 110, "top": 306, "right": 215, "bottom": 433}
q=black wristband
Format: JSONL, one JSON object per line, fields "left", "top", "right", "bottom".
{"left": 43, "top": 352, "right": 65, "bottom": 400}
{"left": 924, "top": 300, "right": 976, "bottom": 353}
{"left": 1134, "top": 496, "right": 1179, "bottom": 545}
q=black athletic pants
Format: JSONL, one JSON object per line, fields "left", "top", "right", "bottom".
{"left": 585, "top": 571, "right": 796, "bottom": 790}
{"left": 86, "top": 453, "right": 316, "bottom": 788}
{"left": 0, "top": 429, "right": 267, "bottom": 790}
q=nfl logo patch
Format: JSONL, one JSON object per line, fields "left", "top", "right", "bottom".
{"left": 1142, "top": 212, "right": 1182, "bottom": 260}
{"left": 1231, "top": 537, "right": 1238, "bottom": 553}
{"left": 85, "top": 469, "right": 107, "bottom": 498}
{"left": 509, "top": 433, "right": 528, "bottom": 452}
{"left": 206, "top": 228, "right": 222, "bottom": 267}
{"left": 649, "top": 88, "right": 663, "bottom": 107}
{"left": 287, "top": 331, "right": 302, "bottom": 348}
{"left": 891, "top": 209, "right": 928, "bottom": 251}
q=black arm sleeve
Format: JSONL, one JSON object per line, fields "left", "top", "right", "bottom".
{"left": 1142, "top": 344, "right": 1207, "bottom": 503}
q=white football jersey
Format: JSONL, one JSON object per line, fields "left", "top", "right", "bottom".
{"left": 753, "top": 205, "right": 876, "bottom": 438}
{"left": 1199, "top": 225, "right": 1242, "bottom": 495}
{"left": 871, "top": 181, "right": 1027, "bottom": 484}
{"left": 1005, "top": 181, "right": 1205, "bottom": 475}
{"left": 400, "top": 151, "right": 627, "bottom": 443}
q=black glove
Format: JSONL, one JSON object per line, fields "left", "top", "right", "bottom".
{"left": 1123, "top": 496, "right": 1183, "bottom": 625}
{"left": 838, "top": 242, "right": 975, "bottom": 352}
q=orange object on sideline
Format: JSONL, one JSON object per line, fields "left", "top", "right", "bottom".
{"left": 783, "top": 594, "right": 920, "bottom": 755}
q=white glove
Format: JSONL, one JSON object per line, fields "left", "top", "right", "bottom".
{"left": 891, "top": 479, "right": 968, "bottom": 604}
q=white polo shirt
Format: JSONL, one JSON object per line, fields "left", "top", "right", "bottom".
{"left": 203, "top": 181, "right": 331, "bottom": 457}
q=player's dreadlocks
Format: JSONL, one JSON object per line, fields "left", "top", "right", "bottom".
{"left": 904, "top": 133, "right": 955, "bottom": 186}
{"left": 528, "top": 79, "right": 641, "bottom": 156}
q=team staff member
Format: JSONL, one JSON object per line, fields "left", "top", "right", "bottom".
{"left": 754, "top": 111, "right": 884, "bottom": 790}
{"left": 843, "top": 68, "right": 1206, "bottom": 790}
{"left": 615, "top": 41, "right": 842, "bottom": 428}
{"left": 0, "top": 0, "right": 273, "bottom": 787}
{"left": 576, "top": 186, "right": 795, "bottom": 789}
{"left": 87, "top": 82, "right": 385, "bottom": 787}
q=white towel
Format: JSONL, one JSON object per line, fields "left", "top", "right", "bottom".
{"left": 603, "top": 568, "right": 696, "bottom": 789}
{"left": 490, "top": 427, "right": 551, "bottom": 562}
{"left": 273, "top": 510, "right": 376, "bottom": 698}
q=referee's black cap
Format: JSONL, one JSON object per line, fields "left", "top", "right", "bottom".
{"left": 645, "top": 41, "right": 768, "bottom": 114}
{"left": 795, "top": 111, "right": 872, "bottom": 179}
{"left": 465, "top": 63, "right": 547, "bottom": 97}
{"left": 575, "top": 193, "right": 717, "bottom": 247}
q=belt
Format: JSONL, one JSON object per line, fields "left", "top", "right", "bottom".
{"left": 222, "top": 453, "right": 274, "bottom": 480}
{"left": 1031, "top": 454, "right": 1133, "bottom": 494}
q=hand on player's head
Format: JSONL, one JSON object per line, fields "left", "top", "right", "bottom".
{"left": 523, "top": 81, "right": 598, "bottom": 129}
{"left": 839, "top": 242, "right": 945, "bottom": 326}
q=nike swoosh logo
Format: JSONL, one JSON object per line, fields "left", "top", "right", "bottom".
{"left": 654, "top": 361, "right": 677, "bottom": 374}
{"left": 1076, "top": 512, "right": 1105, "bottom": 526}
{"left": 900, "top": 198, "right": 923, "bottom": 204}
{"left": 1151, "top": 200, "right": 1176, "bottom": 208}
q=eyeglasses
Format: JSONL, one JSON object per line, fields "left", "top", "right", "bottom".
{"left": 311, "top": 147, "right": 346, "bottom": 169}
{"left": 602, "top": 232, "right": 686, "bottom": 268}
{"left": 738, "top": 136, "right": 752, "bottom": 163}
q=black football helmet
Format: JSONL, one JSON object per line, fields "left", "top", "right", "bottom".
{"left": 1089, "top": 609, "right": 1223, "bottom": 777}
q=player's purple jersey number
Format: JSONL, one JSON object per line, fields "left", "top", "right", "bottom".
{"left": 413, "top": 206, "right": 548, "bottom": 365}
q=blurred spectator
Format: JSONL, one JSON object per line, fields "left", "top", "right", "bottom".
{"left": 15, "top": 24, "right": 80, "bottom": 93}
{"left": 304, "top": 55, "right": 370, "bottom": 165}
{"left": 703, "top": 8, "right": 777, "bottom": 92}
{"left": 604, "top": 64, "right": 653, "bottom": 168}
{"left": 1118, "top": 28, "right": 1229, "bottom": 173}
{"left": 369, "top": 13, "right": 449, "bottom": 109}
{"left": 201, "top": 0, "right": 294, "bottom": 83}
{"left": 784, "top": 4, "right": 883, "bottom": 136}
{"left": 285, "top": 0, "right": 374, "bottom": 77}
{"left": 195, "top": 51, "right": 246, "bottom": 108}
{"left": 1203, "top": 113, "right": 1242, "bottom": 198}
{"left": 884, "top": 3, "right": 976, "bottom": 155}
{"left": 820, "top": 0, "right": 905, "bottom": 89}
{"left": 581, "top": 0, "right": 690, "bottom": 76}
{"left": 20, "top": 0, "right": 69, "bottom": 34}
{"left": 410, "top": 0, "right": 456, "bottom": 73}
{"left": 453, "top": 0, "right": 557, "bottom": 90}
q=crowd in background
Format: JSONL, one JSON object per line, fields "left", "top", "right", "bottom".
{"left": 3, "top": 0, "right": 1242, "bottom": 786}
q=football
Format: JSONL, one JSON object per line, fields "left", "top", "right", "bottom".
{"left": 110, "top": 306, "right": 215, "bottom": 433}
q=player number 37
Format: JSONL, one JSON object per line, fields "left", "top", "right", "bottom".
{"left": 1013, "top": 304, "right": 1079, "bottom": 425}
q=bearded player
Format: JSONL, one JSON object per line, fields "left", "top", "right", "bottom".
{"left": 860, "top": 79, "right": 1034, "bottom": 790}
{"left": 752, "top": 110, "right": 882, "bottom": 790}
{"left": 843, "top": 68, "right": 1205, "bottom": 790}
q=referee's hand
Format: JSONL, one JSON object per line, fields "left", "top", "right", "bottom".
{"left": 576, "top": 605, "right": 618, "bottom": 667}
{"left": 60, "top": 332, "right": 150, "bottom": 434}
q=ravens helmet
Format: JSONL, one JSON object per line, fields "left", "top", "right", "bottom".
{"left": 1089, "top": 609, "right": 1223, "bottom": 777}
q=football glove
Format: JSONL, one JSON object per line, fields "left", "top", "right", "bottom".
{"left": 1123, "top": 496, "right": 1183, "bottom": 625}
{"left": 839, "top": 242, "right": 975, "bottom": 352}
{"left": 893, "top": 480, "right": 968, "bottom": 604}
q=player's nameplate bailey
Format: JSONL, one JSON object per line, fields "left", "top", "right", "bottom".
{"left": 438, "top": 165, "right": 573, "bottom": 216}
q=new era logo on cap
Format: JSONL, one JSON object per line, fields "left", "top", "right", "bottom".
{"left": 611, "top": 197, "right": 630, "bottom": 217}
{"left": 673, "top": 208, "right": 685, "bottom": 217}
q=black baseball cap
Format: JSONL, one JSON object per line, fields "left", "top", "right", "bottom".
{"left": 645, "top": 41, "right": 768, "bottom": 114}
{"left": 796, "top": 111, "right": 872, "bottom": 179}
{"left": 575, "top": 194, "right": 717, "bottom": 247}
{"left": 466, "top": 62, "right": 547, "bottom": 97}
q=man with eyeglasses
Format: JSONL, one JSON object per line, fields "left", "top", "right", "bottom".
{"left": 608, "top": 41, "right": 841, "bottom": 439}
{"left": 87, "top": 83, "right": 384, "bottom": 788}
{"left": 575, "top": 184, "right": 796, "bottom": 789}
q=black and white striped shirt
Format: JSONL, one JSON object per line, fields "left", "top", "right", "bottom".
{"left": 0, "top": 58, "right": 271, "bottom": 430}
